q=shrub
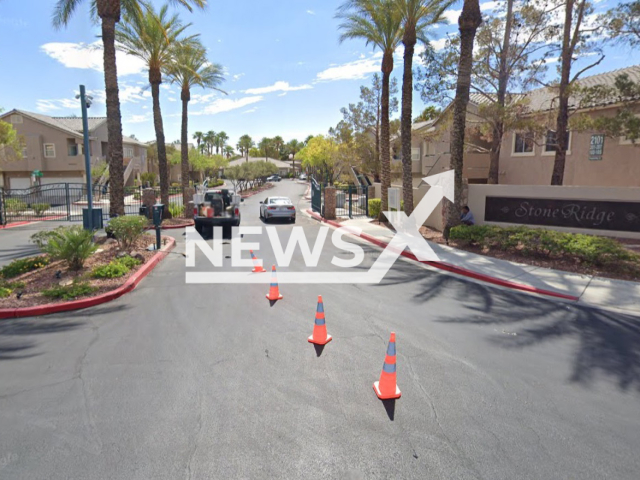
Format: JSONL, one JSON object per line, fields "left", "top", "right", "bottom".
{"left": 107, "top": 216, "right": 147, "bottom": 249}
{"left": 117, "top": 255, "right": 142, "bottom": 269}
{"left": 5, "top": 198, "right": 27, "bottom": 214}
{"left": 171, "top": 182, "right": 180, "bottom": 187}
{"left": 40, "top": 226, "right": 97, "bottom": 271}
{"left": 1, "top": 256, "right": 50, "bottom": 278}
{"left": 31, "top": 227, "right": 65, "bottom": 249}
{"left": 140, "top": 172, "right": 157, "bottom": 187}
{"left": 368, "top": 198, "right": 381, "bottom": 219}
{"left": 92, "top": 260, "right": 130, "bottom": 279}
{"left": 42, "top": 282, "right": 97, "bottom": 300}
{"left": 168, "top": 203, "right": 184, "bottom": 218}
{"left": 0, "top": 287, "right": 12, "bottom": 298}
{"left": 32, "top": 203, "right": 50, "bottom": 216}
{"left": 133, "top": 192, "right": 142, "bottom": 200}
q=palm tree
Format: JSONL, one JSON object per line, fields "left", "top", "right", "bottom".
{"left": 116, "top": 4, "right": 197, "bottom": 218}
{"left": 396, "top": 0, "right": 454, "bottom": 216}
{"left": 224, "top": 145, "right": 234, "bottom": 158}
{"left": 193, "top": 131, "right": 204, "bottom": 152}
{"left": 272, "top": 135, "right": 284, "bottom": 158}
{"left": 286, "top": 139, "right": 302, "bottom": 174}
{"left": 204, "top": 130, "right": 216, "bottom": 155}
{"left": 238, "top": 134, "right": 254, "bottom": 161}
{"left": 165, "top": 42, "right": 226, "bottom": 207}
{"left": 53, "top": 0, "right": 206, "bottom": 217}
{"left": 338, "top": 0, "right": 402, "bottom": 214}
{"left": 258, "top": 137, "right": 272, "bottom": 160}
{"left": 444, "top": 0, "right": 482, "bottom": 240}
{"left": 215, "top": 131, "right": 228, "bottom": 155}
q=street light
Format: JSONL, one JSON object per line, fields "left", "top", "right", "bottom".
{"left": 77, "top": 85, "right": 94, "bottom": 230}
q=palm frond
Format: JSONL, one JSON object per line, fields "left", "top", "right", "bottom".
{"left": 52, "top": 0, "right": 86, "bottom": 29}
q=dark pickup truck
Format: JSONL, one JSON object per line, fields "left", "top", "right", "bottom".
{"left": 193, "top": 188, "right": 243, "bottom": 236}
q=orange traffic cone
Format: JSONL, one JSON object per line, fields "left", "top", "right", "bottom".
{"left": 265, "top": 265, "right": 283, "bottom": 301}
{"left": 250, "top": 250, "right": 267, "bottom": 273}
{"left": 373, "top": 332, "right": 401, "bottom": 400}
{"left": 308, "top": 295, "right": 332, "bottom": 345}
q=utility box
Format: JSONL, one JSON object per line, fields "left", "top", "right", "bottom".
{"left": 152, "top": 203, "right": 164, "bottom": 227}
{"left": 82, "top": 208, "right": 103, "bottom": 230}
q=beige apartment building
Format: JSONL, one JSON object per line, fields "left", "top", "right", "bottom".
{"left": 0, "top": 109, "right": 148, "bottom": 189}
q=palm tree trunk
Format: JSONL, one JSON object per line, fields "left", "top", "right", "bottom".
{"left": 101, "top": 14, "right": 125, "bottom": 217}
{"left": 401, "top": 34, "right": 416, "bottom": 216}
{"left": 151, "top": 79, "right": 172, "bottom": 219}
{"left": 445, "top": 0, "right": 482, "bottom": 241}
{"left": 380, "top": 55, "right": 392, "bottom": 215}
{"left": 552, "top": 0, "right": 574, "bottom": 186}
{"left": 180, "top": 89, "right": 190, "bottom": 208}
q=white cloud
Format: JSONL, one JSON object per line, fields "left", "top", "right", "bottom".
{"left": 307, "top": 10, "right": 316, "bottom": 15}
{"left": 40, "top": 41, "right": 146, "bottom": 76}
{"left": 127, "top": 113, "right": 152, "bottom": 124}
{"left": 233, "top": 73, "right": 245, "bottom": 81}
{"left": 442, "top": 9, "right": 461, "bottom": 24}
{"left": 192, "top": 96, "right": 264, "bottom": 115}
{"left": 480, "top": 1, "right": 500, "bottom": 11}
{"left": 243, "top": 81, "right": 312, "bottom": 95}
{"left": 315, "top": 54, "right": 382, "bottom": 82}
{"left": 168, "top": 97, "right": 177, "bottom": 102}
{"left": 430, "top": 38, "right": 448, "bottom": 52}
{"left": 278, "top": 92, "right": 287, "bottom": 97}
{"left": 243, "top": 107, "right": 258, "bottom": 114}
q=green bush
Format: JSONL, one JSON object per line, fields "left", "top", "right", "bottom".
{"left": 92, "top": 260, "right": 130, "bottom": 279}
{"left": 40, "top": 226, "right": 97, "bottom": 271}
{"left": 133, "top": 192, "right": 142, "bottom": 200}
{"left": 32, "top": 203, "right": 50, "bottom": 216}
{"left": 368, "top": 198, "right": 381, "bottom": 219}
{"left": 42, "top": 282, "right": 97, "bottom": 300}
{"left": 1, "top": 256, "right": 50, "bottom": 278}
{"left": 0, "top": 287, "right": 12, "bottom": 298}
{"left": 140, "top": 172, "right": 157, "bottom": 187}
{"left": 117, "top": 255, "right": 142, "bottom": 269}
{"left": 168, "top": 203, "right": 184, "bottom": 218}
{"left": 5, "top": 198, "right": 27, "bottom": 214}
{"left": 107, "top": 216, "right": 147, "bottom": 250}
{"left": 450, "top": 225, "right": 639, "bottom": 267}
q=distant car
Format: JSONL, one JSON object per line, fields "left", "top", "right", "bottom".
{"left": 299, "top": 174, "right": 308, "bottom": 181}
{"left": 266, "top": 175, "right": 281, "bottom": 182}
{"left": 259, "top": 196, "right": 296, "bottom": 223}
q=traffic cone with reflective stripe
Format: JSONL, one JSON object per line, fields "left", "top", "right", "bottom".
{"left": 250, "top": 250, "right": 267, "bottom": 273}
{"left": 265, "top": 265, "right": 283, "bottom": 301}
{"left": 308, "top": 295, "right": 332, "bottom": 345}
{"left": 373, "top": 332, "right": 401, "bottom": 400}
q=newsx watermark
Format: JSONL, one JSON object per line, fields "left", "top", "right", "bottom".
{"left": 185, "top": 171, "right": 454, "bottom": 284}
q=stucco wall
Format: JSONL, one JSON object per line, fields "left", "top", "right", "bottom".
{"left": 468, "top": 184, "right": 640, "bottom": 239}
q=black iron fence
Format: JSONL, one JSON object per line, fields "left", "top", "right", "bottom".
{"left": 0, "top": 183, "right": 186, "bottom": 225}
{"left": 311, "top": 177, "right": 322, "bottom": 214}
{"left": 335, "top": 185, "right": 369, "bottom": 218}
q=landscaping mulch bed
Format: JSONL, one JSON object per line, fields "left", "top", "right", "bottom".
{"left": 0, "top": 234, "right": 159, "bottom": 309}
{"left": 160, "top": 217, "right": 194, "bottom": 227}
{"left": 418, "top": 226, "right": 640, "bottom": 282}
{"left": 241, "top": 183, "right": 274, "bottom": 197}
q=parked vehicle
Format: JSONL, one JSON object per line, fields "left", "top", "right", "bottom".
{"left": 259, "top": 196, "right": 296, "bottom": 223}
{"left": 266, "top": 175, "right": 281, "bottom": 182}
{"left": 299, "top": 174, "right": 307, "bottom": 181}
{"left": 193, "top": 188, "right": 243, "bottom": 237}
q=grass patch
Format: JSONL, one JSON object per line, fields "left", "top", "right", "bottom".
{"left": 42, "top": 282, "right": 97, "bottom": 300}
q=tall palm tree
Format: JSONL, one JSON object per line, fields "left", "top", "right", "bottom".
{"left": 116, "top": 5, "right": 197, "bottom": 218}
{"left": 204, "top": 130, "right": 216, "bottom": 155}
{"left": 53, "top": 0, "right": 206, "bottom": 217}
{"left": 193, "top": 131, "right": 204, "bottom": 152}
{"left": 272, "top": 135, "right": 284, "bottom": 158}
{"left": 259, "top": 137, "right": 272, "bottom": 160}
{"left": 286, "top": 139, "right": 302, "bottom": 174}
{"left": 238, "top": 134, "right": 254, "bottom": 161}
{"left": 396, "top": 0, "right": 454, "bottom": 216}
{"left": 338, "top": 0, "right": 402, "bottom": 214}
{"left": 165, "top": 42, "right": 226, "bottom": 207}
{"left": 215, "top": 131, "right": 228, "bottom": 155}
{"left": 223, "top": 145, "right": 234, "bottom": 158}
{"left": 444, "top": 0, "right": 482, "bottom": 239}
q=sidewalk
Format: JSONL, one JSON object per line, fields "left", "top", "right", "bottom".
{"left": 306, "top": 211, "right": 640, "bottom": 316}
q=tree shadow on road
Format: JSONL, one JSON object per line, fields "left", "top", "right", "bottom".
{"left": 0, "top": 317, "right": 84, "bottom": 361}
{"left": 380, "top": 259, "right": 640, "bottom": 393}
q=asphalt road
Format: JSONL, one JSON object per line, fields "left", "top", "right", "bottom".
{"left": 1, "top": 180, "right": 639, "bottom": 479}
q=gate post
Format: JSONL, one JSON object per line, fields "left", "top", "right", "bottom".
{"left": 365, "top": 185, "right": 370, "bottom": 216}
{"left": 65, "top": 183, "right": 71, "bottom": 221}
{"left": 348, "top": 185, "right": 353, "bottom": 219}
{"left": 0, "top": 188, "right": 4, "bottom": 225}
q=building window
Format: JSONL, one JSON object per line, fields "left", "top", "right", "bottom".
{"left": 124, "top": 146, "right": 135, "bottom": 158}
{"left": 589, "top": 134, "right": 605, "bottom": 160}
{"left": 9, "top": 114, "right": 22, "bottom": 124}
{"left": 544, "top": 130, "right": 571, "bottom": 154}
{"left": 67, "top": 139, "right": 78, "bottom": 157}
{"left": 411, "top": 147, "right": 420, "bottom": 161}
{"left": 512, "top": 132, "right": 534, "bottom": 155}
{"left": 44, "top": 143, "right": 56, "bottom": 158}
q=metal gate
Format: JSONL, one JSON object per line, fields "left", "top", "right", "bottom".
{"left": 311, "top": 178, "right": 322, "bottom": 214}
{"left": 335, "top": 185, "right": 369, "bottom": 218}
{"left": 0, "top": 183, "right": 185, "bottom": 225}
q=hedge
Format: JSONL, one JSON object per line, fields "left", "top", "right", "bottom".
{"left": 450, "top": 224, "right": 639, "bottom": 267}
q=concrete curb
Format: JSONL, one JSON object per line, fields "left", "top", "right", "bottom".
{"left": 306, "top": 209, "right": 579, "bottom": 301}
{"left": 0, "top": 221, "right": 34, "bottom": 230}
{"left": 0, "top": 236, "right": 176, "bottom": 319}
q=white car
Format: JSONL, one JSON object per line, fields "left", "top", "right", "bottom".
{"left": 259, "top": 196, "right": 296, "bottom": 222}
{"left": 299, "top": 174, "right": 308, "bottom": 181}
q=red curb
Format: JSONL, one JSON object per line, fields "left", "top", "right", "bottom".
{"left": 0, "top": 236, "right": 176, "bottom": 319}
{"left": 306, "top": 210, "right": 579, "bottom": 301}
{"left": 0, "top": 221, "right": 33, "bottom": 229}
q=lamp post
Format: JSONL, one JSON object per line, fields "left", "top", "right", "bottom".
{"left": 289, "top": 153, "right": 294, "bottom": 179}
{"left": 77, "top": 85, "right": 93, "bottom": 230}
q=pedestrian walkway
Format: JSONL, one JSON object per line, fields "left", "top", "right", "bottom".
{"left": 307, "top": 212, "right": 640, "bottom": 316}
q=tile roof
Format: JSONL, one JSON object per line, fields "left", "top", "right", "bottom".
{"left": 52, "top": 116, "right": 106, "bottom": 133}
{"left": 227, "top": 156, "right": 292, "bottom": 168}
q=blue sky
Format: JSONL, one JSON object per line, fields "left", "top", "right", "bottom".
{"left": 0, "top": 0, "right": 631, "bottom": 148}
